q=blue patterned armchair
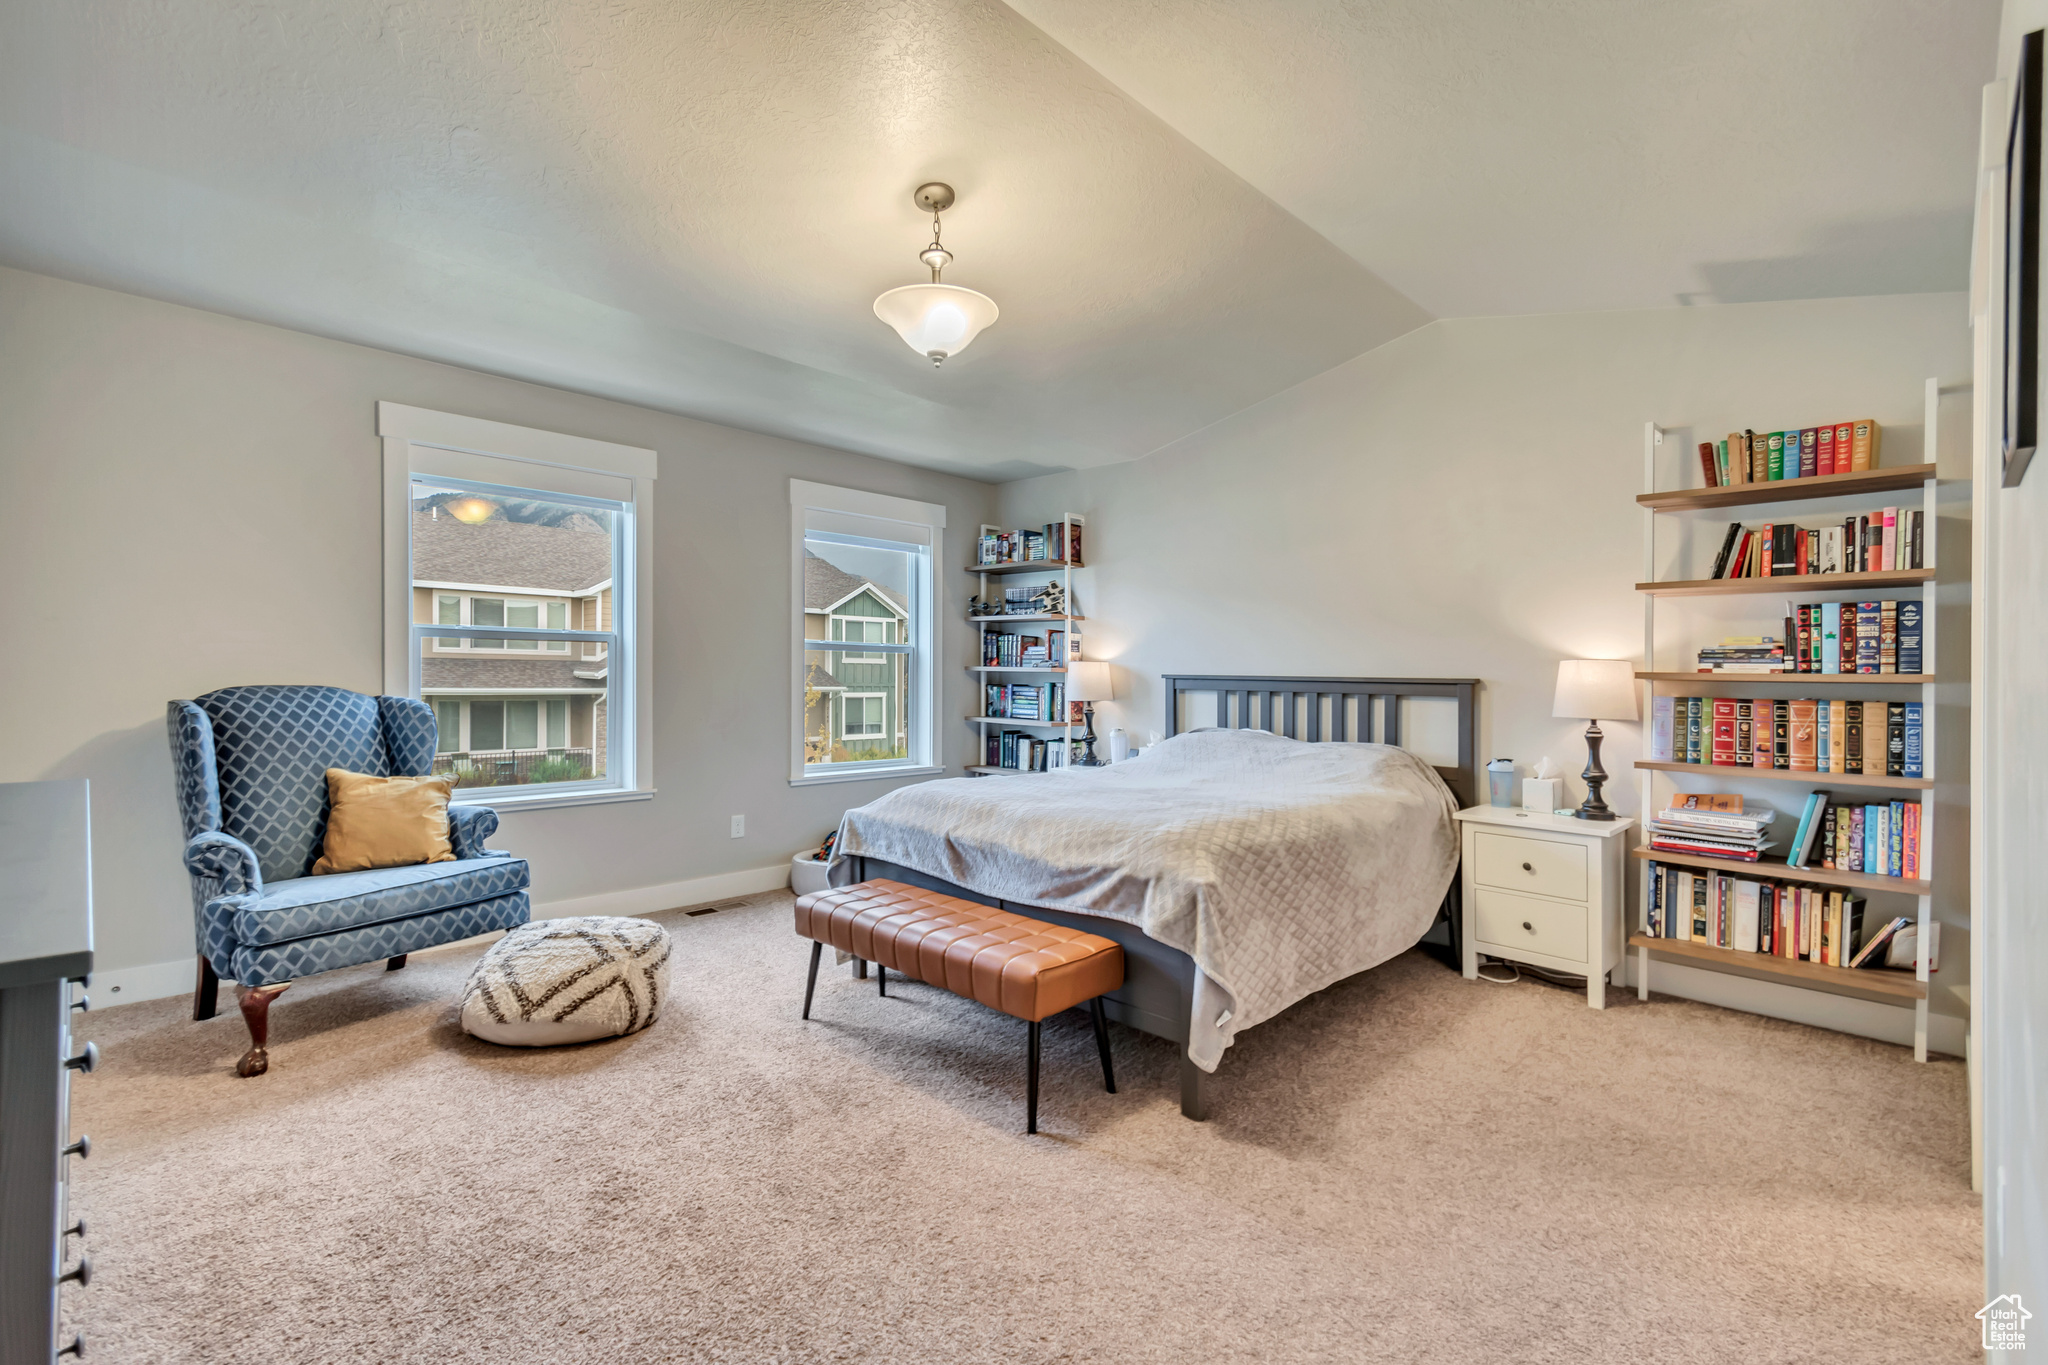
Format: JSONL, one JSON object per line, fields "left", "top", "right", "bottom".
{"left": 168, "top": 685, "right": 530, "bottom": 1076}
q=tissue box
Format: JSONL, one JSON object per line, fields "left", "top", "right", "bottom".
{"left": 1522, "top": 778, "right": 1561, "bottom": 812}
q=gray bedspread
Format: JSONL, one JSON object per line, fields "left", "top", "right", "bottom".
{"left": 830, "top": 727, "right": 1458, "bottom": 1069}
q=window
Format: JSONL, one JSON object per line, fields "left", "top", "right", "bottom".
{"left": 791, "top": 480, "right": 943, "bottom": 785}
{"left": 381, "top": 403, "right": 655, "bottom": 808}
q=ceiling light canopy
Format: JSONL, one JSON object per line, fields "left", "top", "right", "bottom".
{"left": 873, "top": 183, "right": 998, "bottom": 367}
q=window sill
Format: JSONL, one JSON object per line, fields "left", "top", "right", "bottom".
{"left": 789, "top": 765, "right": 945, "bottom": 788}
{"left": 458, "top": 787, "right": 655, "bottom": 813}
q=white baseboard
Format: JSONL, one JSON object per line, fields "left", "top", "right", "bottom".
{"left": 91, "top": 862, "right": 799, "bottom": 1008}
{"left": 1618, "top": 954, "right": 1967, "bottom": 1057}
{"left": 95, "top": 956, "right": 203, "bottom": 1007}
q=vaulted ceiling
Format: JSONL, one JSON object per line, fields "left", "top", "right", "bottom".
{"left": 0, "top": 1, "right": 1999, "bottom": 480}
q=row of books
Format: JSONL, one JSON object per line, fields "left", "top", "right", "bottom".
{"left": 1691, "top": 599, "right": 1922, "bottom": 674}
{"left": 1644, "top": 861, "right": 1927, "bottom": 970}
{"left": 985, "top": 730, "right": 1078, "bottom": 771}
{"left": 981, "top": 628, "right": 1073, "bottom": 668}
{"left": 1650, "top": 697, "right": 1924, "bottom": 778}
{"left": 983, "top": 682, "right": 1067, "bottom": 722}
{"left": 976, "top": 522, "right": 1083, "bottom": 566}
{"left": 1781, "top": 790, "right": 1924, "bottom": 878}
{"left": 1694, "top": 420, "right": 1880, "bottom": 487}
{"left": 1706, "top": 511, "right": 1925, "bottom": 579}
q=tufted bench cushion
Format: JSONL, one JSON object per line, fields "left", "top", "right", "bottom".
{"left": 794, "top": 879, "right": 1122, "bottom": 1023}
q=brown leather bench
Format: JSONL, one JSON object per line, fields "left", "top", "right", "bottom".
{"left": 795, "top": 880, "right": 1122, "bottom": 1134}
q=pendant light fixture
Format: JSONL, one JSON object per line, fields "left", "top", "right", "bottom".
{"left": 873, "top": 183, "right": 999, "bottom": 367}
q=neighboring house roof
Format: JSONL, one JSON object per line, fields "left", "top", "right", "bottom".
{"left": 422, "top": 657, "right": 606, "bottom": 690}
{"left": 414, "top": 507, "right": 611, "bottom": 594}
{"left": 804, "top": 662, "right": 847, "bottom": 692}
{"left": 802, "top": 551, "right": 905, "bottom": 615}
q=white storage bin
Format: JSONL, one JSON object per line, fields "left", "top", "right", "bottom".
{"left": 790, "top": 852, "right": 832, "bottom": 898}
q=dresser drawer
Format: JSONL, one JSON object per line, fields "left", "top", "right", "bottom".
{"left": 1474, "top": 888, "right": 1589, "bottom": 963}
{"left": 1472, "top": 831, "right": 1588, "bottom": 901}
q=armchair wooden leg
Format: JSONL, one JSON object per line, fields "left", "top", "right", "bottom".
{"left": 385, "top": 955, "right": 408, "bottom": 972}
{"left": 192, "top": 955, "right": 219, "bottom": 1022}
{"left": 234, "top": 983, "right": 290, "bottom": 1078}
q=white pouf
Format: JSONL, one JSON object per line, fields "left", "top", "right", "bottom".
{"left": 790, "top": 851, "right": 832, "bottom": 898}
{"left": 459, "top": 916, "right": 672, "bottom": 1047}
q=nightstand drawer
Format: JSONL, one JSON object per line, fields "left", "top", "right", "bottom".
{"left": 1474, "top": 888, "right": 1589, "bottom": 963}
{"left": 1472, "top": 831, "right": 1588, "bottom": 901}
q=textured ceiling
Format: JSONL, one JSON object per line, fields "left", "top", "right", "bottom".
{"left": 0, "top": 0, "right": 1424, "bottom": 479}
{"left": 0, "top": 1, "right": 1999, "bottom": 479}
{"left": 1005, "top": 0, "right": 2001, "bottom": 317}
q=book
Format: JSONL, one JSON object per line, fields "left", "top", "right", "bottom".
{"left": 1896, "top": 599, "right": 1922, "bottom": 674}
{"left": 1732, "top": 879, "right": 1761, "bottom": 952}
{"left": 1710, "top": 521, "right": 1743, "bottom": 579}
{"left": 1816, "top": 423, "right": 1836, "bottom": 475}
{"left": 1685, "top": 698, "right": 1703, "bottom": 764}
{"left": 1650, "top": 695, "right": 1675, "bottom": 761}
{"left": 1886, "top": 702, "right": 1906, "bottom": 778}
{"left": 1865, "top": 702, "right": 1888, "bottom": 776}
{"left": 1849, "top": 805, "right": 1865, "bottom": 872}
{"left": 1789, "top": 700, "right": 1818, "bottom": 772}
{"left": 1903, "top": 702, "right": 1924, "bottom": 780}
{"left": 1735, "top": 700, "right": 1755, "bottom": 766}
{"left": 1889, "top": 801, "right": 1904, "bottom": 877}
{"left": 1881, "top": 507, "right": 1897, "bottom": 572}
{"left": 1828, "top": 699, "right": 1847, "bottom": 774}
{"left": 1880, "top": 601, "right": 1897, "bottom": 673}
{"left": 1691, "top": 874, "right": 1710, "bottom": 939}
{"left": 1816, "top": 700, "right": 1831, "bottom": 771}
{"left": 1668, "top": 793, "right": 1746, "bottom": 811}
{"left": 1799, "top": 427, "right": 1818, "bottom": 478}
{"left": 1772, "top": 699, "right": 1790, "bottom": 770}
{"left": 1698, "top": 441, "right": 1719, "bottom": 487}
{"left": 1820, "top": 801, "right": 1839, "bottom": 868}
{"left": 1821, "top": 602, "right": 1842, "bottom": 673}
{"left": 1850, "top": 916, "right": 1912, "bottom": 968}
{"left": 1731, "top": 431, "right": 1751, "bottom": 484}
{"left": 1795, "top": 605, "right": 1811, "bottom": 672}
{"left": 1855, "top": 602, "right": 1881, "bottom": 672}
{"left": 1851, "top": 419, "right": 1880, "bottom": 470}
{"left": 1844, "top": 701, "right": 1863, "bottom": 775}
{"left": 1786, "top": 791, "right": 1825, "bottom": 868}
{"left": 1903, "top": 801, "right": 1921, "bottom": 880}
{"left": 1711, "top": 699, "right": 1737, "bottom": 766}
{"left": 1768, "top": 431, "right": 1785, "bottom": 480}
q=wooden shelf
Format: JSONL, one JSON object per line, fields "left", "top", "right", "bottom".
{"left": 965, "top": 765, "right": 1031, "bottom": 777}
{"left": 1628, "top": 934, "right": 1927, "bottom": 1002}
{"left": 1630, "top": 846, "right": 1929, "bottom": 896}
{"left": 1637, "top": 567, "right": 1933, "bottom": 597}
{"left": 1636, "top": 671, "right": 1934, "bottom": 685}
{"left": 970, "top": 613, "right": 1085, "bottom": 623}
{"left": 968, "top": 716, "right": 1072, "bottom": 729}
{"left": 969, "top": 666, "right": 1065, "bottom": 674}
{"left": 1635, "top": 759, "right": 1931, "bottom": 791}
{"left": 1637, "top": 463, "right": 1936, "bottom": 512}
{"left": 968, "top": 560, "right": 1084, "bottom": 575}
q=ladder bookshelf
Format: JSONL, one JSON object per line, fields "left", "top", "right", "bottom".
{"left": 966, "top": 514, "right": 1086, "bottom": 776}
{"left": 1633, "top": 380, "right": 1945, "bottom": 1060}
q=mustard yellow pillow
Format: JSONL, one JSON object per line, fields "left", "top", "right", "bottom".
{"left": 311, "top": 770, "right": 457, "bottom": 876}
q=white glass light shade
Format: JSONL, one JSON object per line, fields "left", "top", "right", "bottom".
{"left": 1067, "top": 661, "right": 1113, "bottom": 703}
{"left": 873, "top": 284, "right": 999, "bottom": 365}
{"left": 1552, "top": 659, "right": 1639, "bottom": 721}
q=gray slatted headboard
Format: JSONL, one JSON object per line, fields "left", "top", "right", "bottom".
{"left": 1162, "top": 675, "right": 1480, "bottom": 809}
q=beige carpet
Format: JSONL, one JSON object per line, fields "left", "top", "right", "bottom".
{"left": 66, "top": 892, "right": 1979, "bottom": 1364}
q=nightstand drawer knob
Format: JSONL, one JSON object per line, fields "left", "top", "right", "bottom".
{"left": 1521, "top": 862, "right": 1534, "bottom": 872}
{"left": 59, "top": 1253, "right": 90, "bottom": 1288}
{"left": 64, "top": 1134, "right": 89, "bottom": 1160}
{"left": 1522, "top": 920, "right": 1535, "bottom": 933}
{"left": 64, "top": 1043, "right": 98, "bottom": 1074}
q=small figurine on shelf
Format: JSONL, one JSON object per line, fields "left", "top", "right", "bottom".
{"left": 967, "top": 593, "right": 995, "bottom": 619}
{"left": 1039, "top": 580, "right": 1067, "bottom": 615}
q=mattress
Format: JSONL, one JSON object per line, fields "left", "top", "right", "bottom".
{"left": 830, "top": 726, "right": 1459, "bottom": 1068}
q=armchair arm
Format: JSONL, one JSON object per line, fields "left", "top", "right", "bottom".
{"left": 447, "top": 804, "right": 501, "bottom": 861}
{"left": 185, "top": 831, "right": 263, "bottom": 897}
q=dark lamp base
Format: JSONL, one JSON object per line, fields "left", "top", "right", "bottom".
{"left": 1574, "top": 718, "right": 1616, "bottom": 821}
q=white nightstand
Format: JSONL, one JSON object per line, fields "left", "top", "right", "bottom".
{"left": 1452, "top": 806, "right": 1635, "bottom": 1008}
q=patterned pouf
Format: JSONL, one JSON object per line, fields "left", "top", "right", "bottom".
{"left": 459, "top": 916, "right": 673, "bottom": 1047}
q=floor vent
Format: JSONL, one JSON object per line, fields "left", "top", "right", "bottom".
{"left": 685, "top": 898, "right": 750, "bottom": 917}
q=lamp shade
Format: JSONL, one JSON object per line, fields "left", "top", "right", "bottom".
{"left": 873, "top": 284, "right": 999, "bottom": 365}
{"left": 1552, "top": 660, "right": 1638, "bottom": 720}
{"left": 1066, "top": 661, "right": 1113, "bottom": 703}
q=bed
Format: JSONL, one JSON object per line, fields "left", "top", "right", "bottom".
{"left": 829, "top": 675, "right": 1479, "bottom": 1119}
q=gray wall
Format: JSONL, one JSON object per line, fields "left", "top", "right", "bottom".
{"left": 0, "top": 267, "right": 996, "bottom": 982}
{"left": 999, "top": 292, "right": 1974, "bottom": 1038}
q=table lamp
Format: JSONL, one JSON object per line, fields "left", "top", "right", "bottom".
{"left": 1552, "top": 660, "right": 1638, "bottom": 821}
{"left": 1066, "top": 662, "right": 1113, "bottom": 766}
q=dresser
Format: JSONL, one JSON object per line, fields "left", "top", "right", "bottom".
{"left": 0, "top": 781, "right": 94, "bottom": 1364}
{"left": 1453, "top": 805, "right": 1633, "bottom": 1008}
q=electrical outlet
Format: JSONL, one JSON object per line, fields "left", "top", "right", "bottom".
{"left": 730, "top": 814, "right": 745, "bottom": 838}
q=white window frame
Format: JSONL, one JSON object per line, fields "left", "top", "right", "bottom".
{"left": 791, "top": 479, "right": 943, "bottom": 786}
{"left": 430, "top": 592, "right": 572, "bottom": 653}
{"left": 830, "top": 613, "right": 895, "bottom": 663}
{"left": 381, "top": 402, "right": 656, "bottom": 811}
{"left": 841, "top": 692, "right": 887, "bottom": 738}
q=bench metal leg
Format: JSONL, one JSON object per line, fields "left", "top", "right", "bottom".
{"left": 1026, "top": 1020, "right": 1041, "bottom": 1135}
{"left": 878, "top": 963, "right": 888, "bottom": 997}
{"left": 854, "top": 957, "right": 867, "bottom": 980}
{"left": 1089, "top": 997, "right": 1116, "bottom": 1093}
{"left": 801, "top": 941, "right": 823, "bottom": 1020}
